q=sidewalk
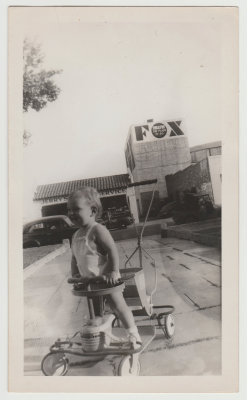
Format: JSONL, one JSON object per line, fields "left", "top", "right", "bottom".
{"left": 161, "top": 218, "right": 221, "bottom": 248}
{"left": 110, "top": 217, "right": 221, "bottom": 249}
{"left": 24, "top": 234, "right": 221, "bottom": 376}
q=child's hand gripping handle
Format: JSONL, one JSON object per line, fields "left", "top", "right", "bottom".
{"left": 67, "top": 273, "right": 136, "bottom": 285}
{"left": 67, "top": 276, "right": 106, "bottom": 285}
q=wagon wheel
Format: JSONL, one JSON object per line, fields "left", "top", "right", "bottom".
{"left": 163, "top": 313, "right": 175, "bottom": 339}
{"left": 118, "top": 355, "right": 141, "bottom": 376}
{"left": 112, "top": 316, "right": 122, "bottom": 328}
{"left": 41, "top": 352, "right": 68, "bottom": 376}
{"left": 158, "top": 313, "right": 175, "bottom": 339}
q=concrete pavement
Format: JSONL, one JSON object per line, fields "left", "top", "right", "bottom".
{"left": 24, "top": 234, "right": 221, "bottom": 376}
{"left": 162, "top": 218, "right": 221, "bottom": 248}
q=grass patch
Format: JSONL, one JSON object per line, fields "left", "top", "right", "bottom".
{"left": 23, "top": 244, "right": 62, "bottom": 269}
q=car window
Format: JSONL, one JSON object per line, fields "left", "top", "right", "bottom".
{"left": 45, "top": 220, "right": 62, "bottom": 231}
{"left": 64, "top": 216, "right": 75, "bottom": 227}
{"left": 60, "top": 220, "right": 69, "bottom": 229}
{"left": 28, "top": 222, "right": 45, "bottom": 233}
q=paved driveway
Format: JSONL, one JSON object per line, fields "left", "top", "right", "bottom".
{"left": 24, "top": 235, "right": 221, "bottom": 376}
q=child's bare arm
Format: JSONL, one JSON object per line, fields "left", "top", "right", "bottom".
{"left": 94, "top": 224, "right": 120, "bottom": 284}
{"left": 71, "top": 254, "right": 80, "bottom": 277}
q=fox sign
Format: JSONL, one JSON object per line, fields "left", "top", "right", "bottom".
{"left": 134, "top": 120, "right": 184, "bottom": 142}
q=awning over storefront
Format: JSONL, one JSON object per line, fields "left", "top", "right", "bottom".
{"left": 34, "top": 173, "right": 131, "bottom": 202}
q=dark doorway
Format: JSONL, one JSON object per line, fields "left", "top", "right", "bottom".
{"left": 100, "top": 195, "right": 127, "bottom": 211}
{"left": 42, "top": 202, "right": 68, "bottom": 217}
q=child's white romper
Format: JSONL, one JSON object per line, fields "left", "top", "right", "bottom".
{"left": 71, "top": 222, "right": 108, "bottom": 277}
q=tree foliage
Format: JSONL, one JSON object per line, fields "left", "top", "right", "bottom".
{"left": 23, "top": 39, "right": 62, "bottom": 113}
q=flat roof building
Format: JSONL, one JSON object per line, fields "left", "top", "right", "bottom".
{"left": 32, "top": 120, "right": 221, "bottom": 225}
{"left": 167, "top": 141, "right": 222, "bottom": 206}
{"left": 190, "top": 141, "right": 221, "bottom": 163}
{"left": 125, "top": 118, "right": 191, "bottom": 218}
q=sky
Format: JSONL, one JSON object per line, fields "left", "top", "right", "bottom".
{"left": 22, "top": 7, "right": 227, "bottom": 220}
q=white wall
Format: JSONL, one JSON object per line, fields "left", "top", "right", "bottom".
{"left": 208, "top": 155, "right": 221, "bottom": 206}
{"left": 126, "top": 186, "right": 139, "bottom": 223}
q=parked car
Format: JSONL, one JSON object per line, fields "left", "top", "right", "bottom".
{"left": 100, "top": 210, "right": 133, "bottom": 230}
{"left": 171, "top": 193, "right": 216, "bottom": 224}
{"left": 104, "top": 216, "right": 128, "bottom": 230}
{"left": 23, "top": 215, "right": 78, "bottom": 248}
{"left": 157, "top": 201, "right": 176, "bottom": 219}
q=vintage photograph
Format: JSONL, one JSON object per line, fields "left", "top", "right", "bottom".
{"left": 8, "top": 6, "right": 238, "bottom": 393}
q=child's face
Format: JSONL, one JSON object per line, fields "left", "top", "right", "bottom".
{"left": 67, "top": 196, "right": 95, "bottom": 227}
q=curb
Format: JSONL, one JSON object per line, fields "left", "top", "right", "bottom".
{"left": 161, "top": 219, "right": 221, "bottom": 248}
{"left": 165, "top": 229, "right": 221, "bottom": 248}
{"left": 23, "top": 240, "right": 70, "bottom": 281}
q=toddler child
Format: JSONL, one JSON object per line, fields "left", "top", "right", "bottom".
{"left": 67, "top": 186, "right": 141, "bottom": 346}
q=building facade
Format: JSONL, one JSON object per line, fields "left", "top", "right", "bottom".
{"left": 125, "top": 119, "right": 191, "bottom": 218}
{"left": 32, "top": 123, "right": 221, "bottom": 225}
{"left": 33, "top": 174, "right": 132, "bottom": 218}
{"left": 166, "top": 141, "right": 222, "bottom": 206}
{"left": 190, "top": 141, "right": 221, "bottom": 162}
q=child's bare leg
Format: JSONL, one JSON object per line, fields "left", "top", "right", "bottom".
{"left": 107, "top": 291, "right": 136, "bottom": 329}
{"left": 108, "top": 291, "right": 142, "bottom": 345}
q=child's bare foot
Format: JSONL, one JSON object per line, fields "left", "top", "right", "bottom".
{"left": 128, "top": 332, "right": 142, "bottom": 349}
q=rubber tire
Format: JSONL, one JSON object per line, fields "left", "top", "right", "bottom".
{"left": 118, "top": 355, "right": 141, "bottom": 376}
{"left": 112, "top": 316, "right": 118, "bottom": 327}
{"left": 163, "top": 314, "right": 175, "bottom": 339}
{"left": 112, "top": 316, "right": 122, "bottom": 328}
{"left": 41, "top": 352, "right": 68, "bottom": 376}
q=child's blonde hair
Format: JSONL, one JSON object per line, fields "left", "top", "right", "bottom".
{"left": 68, "top": 186, "right": 102, "bottom": 217}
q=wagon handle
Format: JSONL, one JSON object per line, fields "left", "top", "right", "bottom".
{"left": 125, "top": 179, "right": 158, "bottom": 269}
{"left": 127, "top": 178, "right": 158, "bottom": 240}
{"left": 67, "top": 276, "right": 106, "bottom": 284}
{"left": 127, "top": 179, "right": 157, "bottom": 187}
{"left": 67, "top": 273, "right": 136, "bottom": 285}
{"left": 139, "top": 180, "right": 158, "bottom": 241}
